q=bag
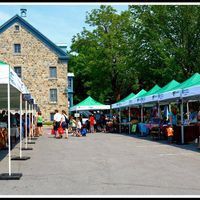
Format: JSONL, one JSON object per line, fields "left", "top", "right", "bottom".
{"left": 51, "top": 129, "right": 55, "bottom": 135}
{"left": 81, "top": 128, "right": 87, "bottom": 136}
{"left": 65, "top": 115, "right": 69, "bottom": 124}
{"left": 61, "top": 121, "right": 67, "bottom": 129}
{"left": 58, "top": 126, "right": 64, "bottom": 135}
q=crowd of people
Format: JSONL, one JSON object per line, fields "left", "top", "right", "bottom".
{"left": 42, "top": 110, "right": 121, "bottom": 139}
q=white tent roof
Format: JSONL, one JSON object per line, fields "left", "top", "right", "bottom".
{"left": 0, "top": 62, "right": 33, "bottom": 110}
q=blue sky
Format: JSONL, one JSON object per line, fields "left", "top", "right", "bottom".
{"left": 0, "top": 4, "right": 129, "bottom": 50}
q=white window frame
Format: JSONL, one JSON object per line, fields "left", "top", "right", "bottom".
{"left": 50, "top": 88, "right": 58, "bottom": 103}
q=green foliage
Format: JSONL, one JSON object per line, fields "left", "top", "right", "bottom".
{"left": 69, "top": 5, "right": 200, "bottom": 105}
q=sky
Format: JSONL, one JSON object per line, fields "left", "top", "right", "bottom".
{"left": 0, "top": 4, "right": 129, "bottom": 51}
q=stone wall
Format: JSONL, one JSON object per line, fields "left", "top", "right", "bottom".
{"left": 0, "top": 22, "right": 68, "bottom": 121}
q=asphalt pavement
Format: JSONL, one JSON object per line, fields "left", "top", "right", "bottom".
{"left": 0, "top": 128, "right": 200, "bottom": 196}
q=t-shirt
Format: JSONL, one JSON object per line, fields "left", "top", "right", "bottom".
{"left": 77, "top": 121, "right": 82, "bottom": 129}
{"left": 168, "top": 112, "right": 177, "bottom": 125}
{"left": 189, "top": 112, "right": 197, "bottom": 122}
{"left": 54, "top": 113, "right": 62, "bottom": 122}
{"left": 89, "top": 116, "right": 95, "bottom": 125}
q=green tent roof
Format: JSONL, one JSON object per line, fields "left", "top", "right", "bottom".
{"left": 73, "top": 96, "right": 105, "bottom": 107}
{"left": 173, "top": 73, "right": 200, "bottom": 90}
{"left": 140, "top": 84, "right": 161, "bottom": 97}
{"left": 117, "top": 93, "right": 135, "bottom": 103}
{"left": 131, "top": 89, "right": 147, "bottom": 99}
{"left": 0, "top": 60, "right": 7, "bottom": 65}
{"left": 157, "top": 80, "right": 180, "bottom": 94}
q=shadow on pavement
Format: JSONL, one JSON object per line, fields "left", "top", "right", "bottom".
{"left": 109, "top": 132, "right": 200, "bottom": 154}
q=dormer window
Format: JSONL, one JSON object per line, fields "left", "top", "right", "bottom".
{"left": 15, "top": 25, "right": 20, "bottom": 32}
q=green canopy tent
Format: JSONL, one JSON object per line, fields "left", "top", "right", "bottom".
{"left": 70, "top": 96, "right": 110, "bottom": 112}
{"left": 119, "top": 89, "right": 147, "bottom": 126}
{"left": 139, "top": 84, "right": 161, "bottom": 106}
{"left": 111, "top": 93, "right": 135, "bottom": 109}
{"left": 159, "top": 73, "right": 200, "bottom": 102}
{"left": 121, "top": 89, "right": 147, "bottom": 108}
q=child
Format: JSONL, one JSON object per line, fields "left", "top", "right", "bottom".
{"left": 71, "top": 117, "right": 77, "bottom": 137}
{"left": 76, "top": 118, "right": 82, "bottom": 137}
{"left": 166, "top": 126, "right": 174, "bottom": 144}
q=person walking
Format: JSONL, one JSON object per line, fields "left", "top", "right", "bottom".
{"left": 61, "top": 110, "right": 69, "bottom": 139}
{"left": 36, "top": 111, "right": 43, "bottom": 136}
{"left": 53, "top": 110, "right": 62, "bottom": 138}
{"left": 71, "top": 116, "right": 77, "bottom": 136}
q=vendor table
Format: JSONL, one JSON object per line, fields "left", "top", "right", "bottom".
{"left": 119, "top": 122, "right": 131, "bottom": 133}
{"left": 173, "top": 125, "right": 199, "bottom": 144}
{"left": 138, "top": 123, "right": 149, "bottom": 136}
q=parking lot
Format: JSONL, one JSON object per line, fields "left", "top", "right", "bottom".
{"left": 0, "top": 128, "right": 200, "bottom": 196}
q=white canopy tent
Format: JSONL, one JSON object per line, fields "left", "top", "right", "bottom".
{"left": 0, "top": 61, "right": 36, "bottom": 179}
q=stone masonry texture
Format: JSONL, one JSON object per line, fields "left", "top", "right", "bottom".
{"left": 0, "top": 22, "right": 68, "bottom": 121}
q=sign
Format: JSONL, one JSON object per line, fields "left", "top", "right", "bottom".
{"left": 74, "top": 113, "right": 80, "bottom": 118}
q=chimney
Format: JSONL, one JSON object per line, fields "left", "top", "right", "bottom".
{"left": 20, "top": 9, "right": 27, "bottom": 18}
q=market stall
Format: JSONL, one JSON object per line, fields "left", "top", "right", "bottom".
{"left": 111, "top": 93, "right": 135, "bottom": 133}
{"left": 0, "top": 61, "right": 37, "bottom": 179}
{"left": 70, "top": 96, "right": 110, "bottom": 112}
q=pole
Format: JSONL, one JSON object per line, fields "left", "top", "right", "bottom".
{"left": 158, "top": 102, "right": 161, "bottom": 118}
{"left": 141, "top": 104, "right": 143, "bottom": 123}
{"left": 25, "top": 101, "right": 28, "bottom": 149}
{"left": 20, "top": 93, "right": 22, "bottom": 158}
{"left": 169, "top": 103, "right": 172, "bottom": 113}
{"left": 128, "top": 107, "right": 131, "bottom": 134}
{"left": 181, "top": 98, "right": 184, "bottom": 144}
{"left": 32, "top": 103, "right": 34, "bottom": 138}
{"left": 119, "top": 108, "right": 121, "bottom": 133}
{"left": 7, "top": 71, "right": 11, "bottom": 176}
{"left": 29, "top": 103, "right": 31, "bottom": 142}
{"left": 187, "top": 101, "right": 189, "bottom": 121}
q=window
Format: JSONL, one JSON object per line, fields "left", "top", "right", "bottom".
{"left": 50, "top": 89, "right": 57, "bottom": 102}
{"left": 14, "top": 66, "right": 22, "bottom": 78}
{"left": 68, "top": 78, "right": 72, "bottom": 89}
{"left": 15, "top": 25, "right": 20, "bottom": 31}
{"left": 50, "top": 113, "right": 54, "bottom": 121}
{"left": 14, "top": 44, "right": 21, "bottom": 53}
{"left": 49, "top": 66, "right": 57, "bottom": 78}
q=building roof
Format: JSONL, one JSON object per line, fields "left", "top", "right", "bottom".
{"left": 0, "top": 14, "right": 69, "bottom": 61}
{"left": 68, "top": 73, "right": 74, "bottom": 77}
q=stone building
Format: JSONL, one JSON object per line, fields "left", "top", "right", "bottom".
{"left": 0, "top": 14, "right": 69, "bottom": 121}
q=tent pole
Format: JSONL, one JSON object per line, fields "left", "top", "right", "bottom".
{"left": 119, "top": 108, "right": 121, "bottom": 133}
{"left": 0, "top": 65, "right": 22, "bottom": 179}
{"left": 29, "top": 103, "right": 30, "bottom": 141}
{"left": 187, "top": 101, "right": 189, "bottom": 121}
{"left": 141, "top": 104, "right": 143, "bottom": 123}
{"left": 128, "top": 107, "right": 131, "bottom": 134}
{"left": 169, "top": 103, "right": 172, "bottom": 113}
{"left": 32, "top": 103, "right": 34, "bottom": 138}
{"left": 181, "top": 98, "right": 184, "bottom": 144}
{"left": 25, "top": 101, "right": 28, "bottom": 149}
{"left": 20, "top": 93, "right": 22, "bottom": 158}
{"left": 8, "top": 75, "right": 11, "bottom": 176}
{"left": 158, "top": 102, "right": 161, "bottom": 118}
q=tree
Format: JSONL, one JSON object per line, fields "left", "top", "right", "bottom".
{"left": 69, "top": 5, "right": 138, "bottom": 104}
{"left": 128, "top": 5, "right": 200, "bottom": 87}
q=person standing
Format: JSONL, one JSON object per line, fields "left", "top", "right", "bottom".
{"left": 89, "top": 114, "right": 95, "bottom": 133}
{"left": 61, "top": 110, "right": 69, "bottom": 139}
{"left": 53, "top": 110, "right": 62, "bottom": 138}
{"left": 76, "top": 117, "right": 82, "bottom": 137}
{"left": 36, "top": 111, "right": 43, "bottom": 136}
